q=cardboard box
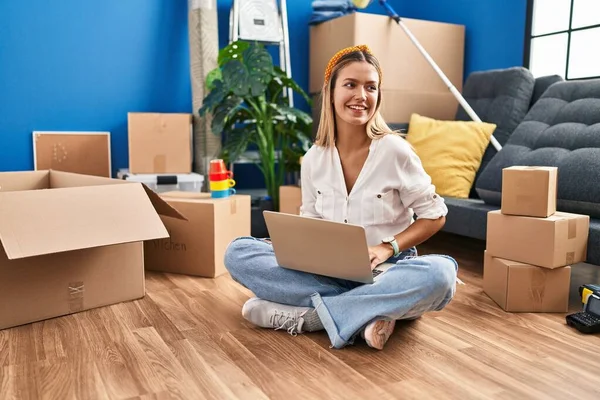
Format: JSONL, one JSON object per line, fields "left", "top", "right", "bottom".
{"left": 0, "top": 170, "right": 185, "bottom": 330}
{"left": 128, "top": 112, "right": 192, "bottom": 174}
{"left": 144, "top": 192, "right": 251, "bottom": 277}
{"left": 280, "top": 185, "right": 302, "bottom": 215}
{"left": 487, "top": 210, "right": 589, "bottom": 269}
{"left": 311, "top": 90, "right": 459, "bottom": 134}
{"left": 483, "top": 251, "right": 571, "bottom": 312}
{"left": 309, "top": 12, "right": 465, "bottom": 94}
{"left": 502, "top": 166, "right": 557, "bottom": 217}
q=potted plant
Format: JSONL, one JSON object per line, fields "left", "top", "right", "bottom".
{"left": 199, "top": 40, "right": 312, "bottom": 214}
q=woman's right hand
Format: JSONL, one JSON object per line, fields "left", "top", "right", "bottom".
{"left": 368, "top": 244, "right": 394, "bottom": 270}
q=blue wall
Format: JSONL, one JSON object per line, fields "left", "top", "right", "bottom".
{"left": 0, "top": 0, "right": 192, "bottom": 174}
{"left": 0, "top": 0, "right": 527, "bottom": 176}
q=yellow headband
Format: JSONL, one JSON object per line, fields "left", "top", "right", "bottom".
{"left": 323, "top": 44, "right": 380, "bottom": 86}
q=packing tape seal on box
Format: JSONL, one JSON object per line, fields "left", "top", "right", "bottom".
{"left": 566, "top": 218, "right": 577, "bottom": 264}
{"left": 530, "top": 268, "right": 547, "bottom": 311}
{"left": 68, "top": 281, "right": 85, "bottom": 312}
{"left": 566, "top": 252, "right": 575, "bottom": 265}
{"left": 568, "top": 219, "right": 577, "bottom": 239}
{"left": 230, "top": 197, "right": 237, "bottom": 214}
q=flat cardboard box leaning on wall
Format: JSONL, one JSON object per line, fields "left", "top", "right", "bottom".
{"left": 0, "top": 170, "right": 185, "bottom": 331}
{"left": 144, "top": 192, "right": 251, "bottom": 278}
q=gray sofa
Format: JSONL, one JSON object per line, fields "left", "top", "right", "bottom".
{"left": 443, "top": 75, "right": 600, "bottom": 266}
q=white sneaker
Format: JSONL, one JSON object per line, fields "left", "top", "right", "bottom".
{"left": 241, "top": 297, "right": 312, "bottom": 336}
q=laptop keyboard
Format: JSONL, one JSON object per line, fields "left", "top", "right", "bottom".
{"left": 372, "top": 269, "right": 383, "bottom": 277}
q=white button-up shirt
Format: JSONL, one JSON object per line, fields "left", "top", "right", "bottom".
{"left": 299, "top": 133, "right": 448, "bottom": 247}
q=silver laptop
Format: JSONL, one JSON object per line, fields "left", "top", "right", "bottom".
{"left": 263, "top": 211, "right": 395, "bottom": 284}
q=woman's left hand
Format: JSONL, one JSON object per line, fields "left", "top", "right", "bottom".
{"left": 368, "top": 244, "right": 394, "bottom": 270}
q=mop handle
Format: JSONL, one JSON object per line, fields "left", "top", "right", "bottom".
{"left": 378, "top": 0, "right": 399, "bottom": 21}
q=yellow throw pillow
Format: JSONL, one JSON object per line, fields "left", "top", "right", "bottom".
{"left": 406, "top": 113, "right": 497, "bottom": 199}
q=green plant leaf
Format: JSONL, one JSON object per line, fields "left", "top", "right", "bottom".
{"left": 205, "top": 68, "right": 222, "bottom": 90}
{"left": 222, "top": 125, "right": 254, "bottom": 164}
{"left": 222, "top": 60, "right": 249, "bottom": 97}
{"left": 211, "top": 96, "right": 244, "bottom": 135}
{"left": 272, "top": 67, "right": 312, "bottom": 105}
{"left": 282, "top": 145, "right": 306, "bottom": 172}
{"left": 222, "top": 43, "right": 273, "bottom": 97}
{"left": 290, "top": 129, "right": 312, "bottom": 145}
{"left": 199, "top": 80, "right": 227, "bottom": 116}
{"left": 218, "top": 41, "right": 250, "bottom": 66}
{"left": 288, "top": 108, "right": 312, "bottom": 126}
{"left": 244, "top": 44, "right": 274, "bottom": 96}
{"left": 270, "top": 104, "right": 312, "bottom": 126}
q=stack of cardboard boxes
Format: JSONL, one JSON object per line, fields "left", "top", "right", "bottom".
{"left": 484, "top": 166, "right": 590, "bottom": 312}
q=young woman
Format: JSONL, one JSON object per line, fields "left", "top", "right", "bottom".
{"left": 224, "top": 45, "right": 458, "bottom": 351}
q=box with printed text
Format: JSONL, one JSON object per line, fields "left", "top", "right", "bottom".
{"left": 144, "top": 192, "right": 251, "bottom": 277}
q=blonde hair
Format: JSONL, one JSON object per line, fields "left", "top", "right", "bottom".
{"left": 314, "top": 47, "right": 404, "bottom": 148}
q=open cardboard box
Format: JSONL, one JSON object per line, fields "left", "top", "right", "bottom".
{"left": 0, "top": 170, "right": 185, "bottom": 330}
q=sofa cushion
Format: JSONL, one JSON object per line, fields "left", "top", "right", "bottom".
{"left": 531, "top": 74, "right": 563, "bottom": 107}
{"left": 406, "top": 114, "right": 496, "bottom": 198}
{"left": 476, "top": 79, "right": 600, "bottom": 218}
{"left": 455, "top": 67, "right": 535, "bottom": 197}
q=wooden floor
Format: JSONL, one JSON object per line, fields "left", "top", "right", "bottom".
{"left": 2, "top": 232, "right": 600, "bottom": 400}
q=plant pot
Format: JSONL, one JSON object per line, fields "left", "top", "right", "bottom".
{"left": 251, "top": 197, "right": 274, "bottom": 238}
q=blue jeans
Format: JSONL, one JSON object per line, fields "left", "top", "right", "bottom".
{"left": 223, "top": 236, "right": 458, "bottom": 349}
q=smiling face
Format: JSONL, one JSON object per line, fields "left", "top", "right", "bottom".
{"left": 332, "top": 61, "right": 380, "bottom": 128}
